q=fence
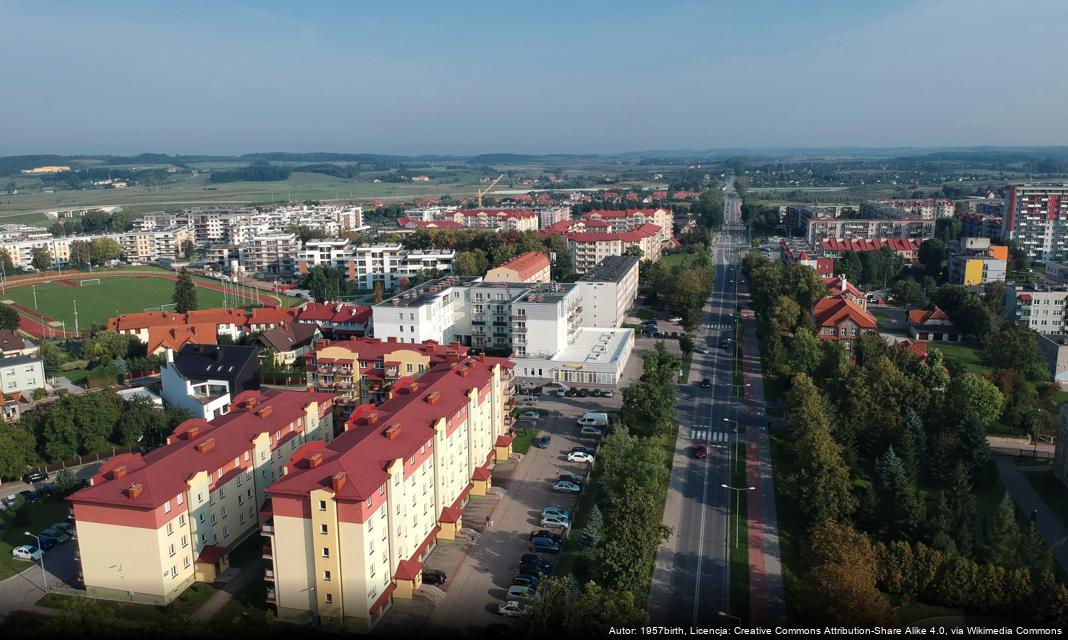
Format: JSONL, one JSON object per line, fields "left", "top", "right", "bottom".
{"left": 990, "top": 445, "right": 1054, "bottom": 461}
{"left": 33, "top": 445, "right": 140, "bottom": 475}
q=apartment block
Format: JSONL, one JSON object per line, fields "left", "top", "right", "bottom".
{"left": 1004, "top": 284, "right": 1068, "bottom": 334}
{"left": 161, "top": 345, "right": 261, "bottom": 420}
{"left": 484, "top": 251, "right": 551, "bottom": 284}
{"left": 803, "top": 217, "right": 935, "bottom": 244}
{"left": 1001, "top": 183, "right": 1068, "bottom": 262}
{"left": 238, "top": 232, "right": 299, "bottom": 276}
{"left": 1037, "top": 334, "right": 1068, "bottom": 389}
{"left": 574, "top": 255, "right": 639, "bottom": 328}
{"left": 955, "top": 211, "right": 1004, "bottom": 240}
{"left": 877, "top": 199, "right": 956, "bottom": 219}
{"left": 69, "top": 389, "right": 336, "bottom": 605}
{"left": 296, "top": 241, "right": 455, "bottom": 290}
{"left": 372, "top": 276, "right": 479, "bottom": 345}
{"left": 302, "top": 338, "right": 466, "bottom": 412}
{"left": 262, "top": 355, "right": 513, "bottom": 631}
{"left": 947, "top": 237, "right": 1008, "bottom": 286}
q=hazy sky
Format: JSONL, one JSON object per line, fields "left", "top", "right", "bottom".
{"left": 2, "top": 0, "right": 1066, "bottom": 155}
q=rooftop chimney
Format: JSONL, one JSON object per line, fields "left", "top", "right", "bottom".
{"left": 309, "top": 453, "right": 323, "bottom": 468}
{"left": 425, "top": 392, "right": 441, "bottom": 405}
{"left": 195, "top": 438, "right": 216, "bottom": 453}
{"left": 111, "top": 465, "right": 128, "bottom": 480}
{"left": 125, "top": 483, "right": 144, "bottom": 499}
{"left": 185, "top": 426, "right": 200, "bottom": 440}
{"left": 384, "top": 423, "right": 402, "bottom": 440}
{"left": 255, "top": 405, "right": 273, "bottom": 419}
{"left": 331, "top": 472, "right": 347, "bottom": 492}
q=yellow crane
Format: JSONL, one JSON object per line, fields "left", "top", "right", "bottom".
{"left": 476, "top": 174, "right": 504, "bottom": 208}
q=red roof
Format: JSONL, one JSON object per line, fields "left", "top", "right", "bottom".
{"left": 900, "top": 340, "right": 929, "bottom": 359}
{"left": 819, "top": 238, "right": 922, "bottom": 253}
{"left": 248, "top": 307, "right": 298, "bottom": 326}
{"left": 297, "top": 303, "right": 372, "bottom": 324}
{"left": 301, "top": 337, "right": 465, "bottom": 371}
{"left": 146, "top": 324, "right": 217, "bottom": 353}
{"left": 493, "top": 252, "right": 550, "bottom": 280}
{"left": 907, "top": 306, "right": 952, "bottom": 327}
{"left": 813, "top": 296, "right": 877, "bottom": 332}
{"left": 396, "top": 217, "right": 464, "bottom": 229}
{"left": 69, "top": 389, "right": 335, "bottom": 511}
{"left": 196, "top": 545, "right": 229, "bottom": 565}
{"left": 472, "top": 466, "right": 492, "bottom": 481}
{"left": 268, "top": 355, "right": 513, "bottom": 502}
{"left": 582, "top": 208, "right": 663, "bottom": 220}
{"left": 394, "top": 558, "right": 422, "bottom": 581}
{"left": 456, "top": 208, "right": 537, "bottom": 220}
{"left": 494, "top": 434, "right": 514, "bottom": 447}
{"left": 439, "top": 506, "right": 463, "bottom": 523}
{"left": 821, "top": 276, "right": 864, "bottom": 299}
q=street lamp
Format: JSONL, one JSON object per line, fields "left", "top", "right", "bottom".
{"left": 721, "top": 485, "right": 756, "bottom": 548}
{"left": 717, "top": 610, "right": 741, "bottom": 623}
{"left": 24, "top": 532, "right": 48, "bottom": 591}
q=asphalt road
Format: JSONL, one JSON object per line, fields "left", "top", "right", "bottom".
{"left": 650, "top": 224, "right": 744, "bottom": 626}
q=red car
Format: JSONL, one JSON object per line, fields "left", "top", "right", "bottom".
{"left": 694, "top": 444, "right": 708, "bottom": 458}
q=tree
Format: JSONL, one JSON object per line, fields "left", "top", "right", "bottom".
{"left": 769, "top": 296, "right": 801, "bottom": 333}
{"left": 787, "top": 374, "right": 856, "bottom": 527}
{"left": 88, "top": 237, "right": 122, "bottom": 265}
{"left": 802, "top": 522, "right": 892, "bottom": 625}
{"left": 946, "top": 373, "right": 1004, "bottom": 431}
{"left": 373, "top": 280, "right": 384, "bottom": 304}
{"left": 0, "top": 303, "right": 19, "bottom": 331}
{"left": 181, "top": 239, "right": 197, "bottom": 260}
{"left": 31, "top": 246, "right": 52, "bottom": 271}
{"left": 983, "top": 494, "right": 1021, "bottom": 566}
{"left": 172, "top": 268, "right": 198, "bottom": 313}
{"left": 0, "top": 423, "right": 38, "bottom": 481}
{"left": 984, "top": 327, "right": 1048, "bottom": 381}
{"left": 115, "top": 396, "right": 167, "bottom": 446}
{"left": 875, "top": 447, "right": 925, "bottom": 539}
{"left": 836, "top": 252, "right": 863, "bottom": 284}
{"left": 301, "top": 264, "right": 345, "bottom": 303}
{"left": 543, "top": 235, "right": 573, "bottom": 280}
{"left": 783, "top": 263, "right": 826, "bottom": 310}
{"left": 454, "top": 249, "right": 489, "bottom": 276}
{"left": 957, "top": 412, "right": 996, "bottom": 485}
{"left": 790, "top": 328, "right": 823, "bottom": 376}
{"left": 947, "top": 464, "right": 978, "bottom": 557}
{"left": 0, "top": 247, "right": 14, "bottom": 274}
{"left": 891, "top": 278, "right": 928, "bottom": 307}
{"left": 69, "top": 240, "right": 93, "bottom": 266}
{"left": 918, "top": 239, "right": 948, "bottom": 277}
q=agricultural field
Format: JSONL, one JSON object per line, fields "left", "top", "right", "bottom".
{"left": 1, "top": 274, "right": 271, "bottom": 330}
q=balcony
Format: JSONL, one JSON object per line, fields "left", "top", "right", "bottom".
{"left": 264, "top": 568, "right": 275, "bottom": 581}
{"left": 512, "top": 326, "right": 527, "bottom": 333}
{"left": 262, "top": 544, "right": 273, "bottom": 559}
{"left": 266, "top": 588, "right": 277, "bottom": 604}
{"left": 471, "top": 320, "right": 485, "bottom": 326}
{"left": 262, "top": 520, "right": 275, "bottom": 535}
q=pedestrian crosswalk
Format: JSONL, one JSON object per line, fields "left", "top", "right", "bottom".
{"left": 703, "top": 322, "right": 729, "bottom": 329}
{"left": 689, "top": 427, "right": 730, "bottom": 442}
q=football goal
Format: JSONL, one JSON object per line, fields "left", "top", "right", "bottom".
{"left": 79, "top": 278, "right": 101, "bottom": 287}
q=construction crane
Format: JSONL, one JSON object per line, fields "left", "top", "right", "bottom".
{"left": 476, "top": 174, "right": 504, "bottom": 208}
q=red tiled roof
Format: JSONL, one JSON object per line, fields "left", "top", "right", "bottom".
{"left": 439, "top": 506, "right": 462, "bottom": 523}
{"left": 900, "top": 340, "right": 929, "bottom": 359}
{"left": 582, "top": 208, "right": 663, "bottom": 220}
{"left": 495, "top": 434, "right": 513, "bottom": 447}
{"left": 248, "top": 307, "right": 298, "bottom": 326}
{"left": 297, "top": 303, "right": 372, "bottom": 324}
{"left": 821, "top": 276, "right": 864, "bottom": 299}
{"left": 396, "top": 218, "right": 464, "bottom": 228}
{"left": 269, "top": 355, "right": 512, "bottom": 502}
{"left": 907, "top": 306, "right": 951, "bottom": 327}
{"left": 494, "top": 252, "right": 550, "bottom": 280}
{"left": 394, "top": 558, "right": 422, "bottom": 581}
{"left": 196, "top": 545, "right": 229, "bottom": 565}
{"left": 472, "top": 466, "right": 491, "bottom": 481}
{"left": 146, "top": 324, "right": 217, "bottom": 353}
{"left": 69, "top": 389, "right": 335, "bottom": 511}
{"left": 819, "top": 238, "right": 922, "bottom": 253}
{"left": 563, "top": 223, "right": 662, "bottom": 243}
{"left": 813, "top": 295, "right": 877, "bottom": 331}
{"left": 456, "top": 208, "right": 537, "bottom": 220}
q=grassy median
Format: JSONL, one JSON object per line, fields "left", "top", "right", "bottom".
{"left": 728, "top": 440, "right": 750, "bottom": 622}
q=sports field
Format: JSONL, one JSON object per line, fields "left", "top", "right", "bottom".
{"left": 2, "top": 275, "right": 265, "bottom": 330}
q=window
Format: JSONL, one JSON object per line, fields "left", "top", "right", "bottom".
{"left": 163, "top": 501, "right": 172, "bottom": 514}
{"left": 210, "top": 514, "right": 217, "bottom": 525}
{"left": 178, "top": 514, "right": 186, "bottom": 527}
{"left": 370, "top": 564, "right": 376, "bottom": 577}
{"left": 322, "top": 547, "right": 330, "bottom": 558}
{"left": 168, "top": 544, "right": 175, "bottom": 557}
{"left": 320, "top": 524, "right": 328, "bottom": 535}
{"left": 324, "top": 570, "right": 332, "bottom": 581}
{"left": 243, "top": 451, "right": 250, "bottom": 461}
{"left": 324, "top": 593, "right": 333, "bottom": 604}
{"left": 183, "top": 557, "right": 190, "bottom": 568}
{"left": 166, "top": 522, "right": 174, "bottom": 535}
{"left": 181, "top": 536, "right": 188, "bottom": 548}
{"left": 176, "top": 493, "right": 184, "bottom": 505}
{"left": 171, "top": 566, "right": 177, "bottom": 578}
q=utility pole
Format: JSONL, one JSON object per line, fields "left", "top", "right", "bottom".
{"left": 73, "top": 299, "right": 79, "bottom": 336}
{"left": 32, "top": 284, "right": 38, "bottom": 311}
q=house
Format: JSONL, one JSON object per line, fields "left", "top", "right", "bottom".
{"left": 484, "top": 251, "right": 551, "bottom": 284}
{"left": 0, "top": 356, "right": 46, "bottom": 395}
{"left": 257, "top": 323, "right": 322, "bottom": 366}
{"left": 161, "top": 345, "right": 261, "bottom": 420}
{"left": 1, "top": 391, "right": 20, "bottom": 423}
{"left": 906, "top": 306, "right": 961, "bottom": 343}
{"left": 0, "top": 330, "right": 37, "bottom": 358}
{"left": 296, "top": 303, "right": 372, "bottom": 338}
{"left": 821, "top": 275, "right": 866, "bottom": 308}
{"left": 1037, "top": 334, "right": 1068, "bottom": 389}
{"left": 812, "top": 296, "right": 878, "bottom": 351}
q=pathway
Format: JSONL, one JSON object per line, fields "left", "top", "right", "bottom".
{"left": 994, "top": 457, "right": 1068, "bottom": 573}
{"left": 192, "top": 558, "right": 265, "bottom": 622}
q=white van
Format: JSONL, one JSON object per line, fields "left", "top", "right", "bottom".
{"left": 576, "top": 412, "right": 609, "bottom": 428}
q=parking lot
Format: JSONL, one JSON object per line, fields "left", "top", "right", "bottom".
{"left": 378, "top": 394, "right": 609, "bottom": 635}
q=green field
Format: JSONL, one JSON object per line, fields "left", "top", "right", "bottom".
{"left": 2, "top": 276, "right": 264, "bottom": 329}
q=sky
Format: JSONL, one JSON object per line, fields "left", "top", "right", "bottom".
{"left": 1, "top": 0, "right": 1066, "bottom": 155}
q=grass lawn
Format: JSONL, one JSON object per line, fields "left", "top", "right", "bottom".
{"left": 679, "top": 351, "right": 693, "bottom": 384}
{"left": 929, "top": 342, "right": 990, "bottom": 377}
{"left": 0, "top": 498, "right": 71, "bottom": 582}
{"left": 1022, "top": 470, "right": 1068, "bottom": 529}
{"left": 768, "top": 430, "right": 802, "bottom": 619}
{"left": 210, "top": 578, "right": 273, "bottom": 632}
{"left": 37, "top": 581, "right": 218, "bottom": 623}
{"left": 636, "top": 307, "right": 656, "bottom": 321}
{"left": 60, "top": 368, "right": 89, "bottom": 385}
{"left": 511, "top": 428, "right": 537, "bottom": 455}
{"left": 660, "top": 253, "right": 696, "bottom": 269}
{"left": 729, "top": 441, "right": 750, "bottom": 622}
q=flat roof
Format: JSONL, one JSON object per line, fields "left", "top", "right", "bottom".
{"left": 550, "top": 328, "right": 632, "bottom": 365}
{"left": 579, "top": 255, "right": 639, "bottom": 284}
{"left": 515, "top": 283, "right": 577, "bottom": 305}
{"left": 376, "top": 275, "right": 481, "bottom": 308}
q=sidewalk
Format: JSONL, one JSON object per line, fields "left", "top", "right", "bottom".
{"left": 192, "top": 558, "right": 264, "bottom": 622}
{"left": 739, "top": 291, "right": 786, "bottom": 624}
{"left": 994, "top": 457, "right": 1068, "bottom": 574}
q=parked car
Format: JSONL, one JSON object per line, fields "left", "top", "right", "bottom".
{"left": 18, "top": 490, "right": 39, "bottom": 504}
{"left": 519, "top": 553, "right": 552, "bottom": 568}
{"left": 570, "top": 446, "right": 596, "bottom": 456}
{"left": 506, "top": 585, "right": 539, "bottom": 602}
{"left": 11, "top": 545, "right": 43, "bottom": 561}
{"left": 694, "top": 346, "right": 711, "bottom": 355}
{"left": 22, "top": 471, "right": 48, "bottom": 484}
{"left": 565, "top": 388, "right": 578, "bottom": 397}
{"left": 518, "top": 398, "right": 538, "bottom": 407}
{"left": 700, "top": 378, "right": 712, "bottom": 388}
{"left": 579, "top": 426, "right": 603, "bottom": 438}
{"left": 511, "top": 573, "right": 540, "bottom": 589}
{"left": 540, "top": 514, "right": 570, "bottom": 529}
{"left": 694, "top": 444, "right": 708, "bottom": 459}
{"left": 40, "top": 528, "right": 71, "bottom": 544}
{"left": 530, "top": 537, "right": 561, "bottom": 553}
{"left": 541, "top": 506, "right": 569, "bottom": 519}
{"left": 567, "top": 451, "right": 594, "bottom": 463}
{"left": 498, "top": 600, "right": 532, "bottom": 617}
{"left": 529, "top": 530, "right": 564, "bottom": 544}
{"left": 532, "top": 435, "right": 551, "bottom": 449}
{"left": 552, "top": 480, "right": 581, "bottom": 493}
{"left": 518, "top": 562, "right": 550, "bottom": 577}
{"left": 557, "top": 475, "right": 582, "bottom": 486}
{"left": 421, "top": 568, "right": 447, "bottom": 585}
{"left": 577, "top": 388, "right": 589, "bottom": 397}
{"left": 669, "top": 317, "right": 683, "bottom": 324}
{"left": 519, "top": 411, "right": 541, "bottom": 421}
{"left": 670, "top": 331, "right": 680, "bottom": 339}
{"left": 602, "top": 389, "right": 614, "bottom": 398}
{"left": 37, "top": 537, "right": 56, "bottom": 551}
{"left": 555, "top": 389, "right": 566, "bottom": 398}
{"left": 52, "top": 522, "right": 75, "bottom": 535}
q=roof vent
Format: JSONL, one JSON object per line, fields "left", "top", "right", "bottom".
{"left": 244, "top": 397, "right": 258, "bottom": 410}
{"left": 195, "top": 438, "right": 216, "bottom": 453}
{"left": 425, "top": 392, "right": 441, "bottom": 405}
{"left": 458, "top": 368, "right": 469, "bottom": 378}
{"left": 308, "top": 453, "right": 323, "bottom": 468}
{"left": 126, "top": 483, "right": 144, "bottom": 499}
{"left": 111, "top": 465, "right": 128, "bottom": 480}
{"left": 384, "top": 423, "right": 402, "bottom": 439}
{"left": 331, "top": 472, "right": 347, "bottom": 492}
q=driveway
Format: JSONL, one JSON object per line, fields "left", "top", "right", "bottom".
{"left": 381, "top": 398, "right": 602, "bottom": 635}
{"left": 0, "top": 540, "right": 78, "bottom": 620}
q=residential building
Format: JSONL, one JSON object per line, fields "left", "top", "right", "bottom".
{"left": 1, "top": 391, "right": 19, "bottom": 423}
{"left": 0, "top": 356, "right": 45, "bottom": 395}
{"left": 906, "top": 307, "right": 961, "bottom": 342}
{"left": 484, "top": 251, "right": 551, "bottom": 284}
{"left": 947, "top": 237, "right": 1008, "bottom": 286}
{"left": 1055, "top": 405, "right": 1068, "bottom": 487}
{"left": 580, "top": 208, "right": 674, "bottom": 247}
{"left": 812, "top": 296, "right": 877, "bottom": 352}
{"left": 802, "top": 217, "right": 935, "bottom": 244}
{"left": 574, "top": 255, "right": 640, "bottom": 328}
{"left": 537, "top": 207, "right": 571, "bottom": 229}
{"left": 296, "top": 239, "right": 353, "bottom": 273}
{"left": 955, "top": 211, "right": 1004, "bottom": 240}
{"left": 109, "top": 308, "right": 297, "bottom": 354}
{"left": 877, "top": 199, "right": 955, "bottom": 219}
{"left": 817, "top": 238, "right": 923, "bottom": 264}
{"left": 452, "top": 209, "right": 538, "bottom": 232}
{"left": 262, "top": 355, "right": 513, "bottom": 631}
{"left": 821, "top": 275, "right": 866, "bottom": 308}
{"left": 296, "top": 242, "right": 455, "bottom": 290}
{"left": 303, "top": 338, "right": 466, "bottom": 411}
{"left": 565, "top": 225, "right": 662, "bottom": 272}
{"left": 0, "top": 330, "right": 37, "bottom": 358}
{"left": 239, "top": 232, "right": 299, "bottom": 276}
{"left": 1001, "top": 183, "right": 1068, "bottom": 262}
{"left": 296, "top": 303, "right": 372, "bottom": 338}
{"left": 257, "top": 324, "right": 322, "bottom": 366}
{"left": 1004, "top": 284, "right": 1068, "bottom": 334}
{"left": 69, "top": 389, "right": 335, "bottom": 605}
{"left": 161, "top": 345, "right": 261, "bottom": 420}
{"left": 1037, "top": 334, "right": 1068, "bottom": 389}
{"left": 372, "top": 276, "right": 479, "bottom": 346}
{"left": 1045, "top": 261, "right": 1068, "bottom": 286}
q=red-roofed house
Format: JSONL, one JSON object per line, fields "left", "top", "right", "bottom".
{"left": 263, "top": 355, "right": 514, "bottom": 631}
{"left": 109, "top": 307, "right": 294, "bottom": 355}
{"left": 813, "top": 295, "right": 878, "bottom": 351}
{"left": 821, "top": 275, "right": 867, "bottom": 308}
{"left": 450, "top": 209, "right": 538, "bottom": 232}
{"left": 484, "top": 251, "right": 551, "bottom": 284}
{"left": 907, "top": 306, "right": 961, "bottom": 342}
{"left": 395, "top": 217, "right": 464, "bottom": 230}
{"left": 69, "top": 389, "right": 335, "bottom": 605}
{"left": 296, "top": 303, "right": 372, "bottom": 338}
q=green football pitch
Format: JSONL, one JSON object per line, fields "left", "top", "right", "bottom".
{"left": 2, "top": 276, "right": 265, "bottom": 330}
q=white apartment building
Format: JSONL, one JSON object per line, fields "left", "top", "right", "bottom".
{"left": 1004, "top": 284, "right": 1068, "bottom": 334}
{"left": 537, "top": 207, "right": 571, "bottom": 229}
{"left": 297, "top": 242, "right": 455, "bottom": 289}
{"left": 1001, "top": 183, "right": 1068, "bottom": 262}
{"left": 574, "top": 255, "right": 640, "bottom": 328}
{"left": 372, "top": 276, "right": 478, "bottom": 345}
{"left": 238, "top": 232, "right": 299, "bottom": 276}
